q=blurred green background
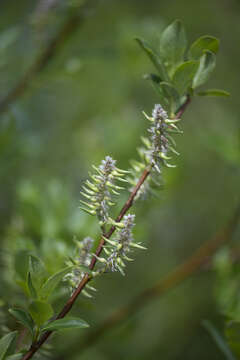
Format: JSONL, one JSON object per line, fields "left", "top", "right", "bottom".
{"left": 0, "top": 0, "right": 240, "bottom": 359}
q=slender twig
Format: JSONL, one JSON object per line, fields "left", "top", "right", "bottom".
{"left": 69, "top": 202, "right": 240, "bottom": 356}
{"left": 21, "top": 98, "right": 190, "bottom": 360}
{"left": 176, "top": 95, "right": 191, "bottom": 119}
{"left": 0, "top": 7, "right": 86, "bottom": 116}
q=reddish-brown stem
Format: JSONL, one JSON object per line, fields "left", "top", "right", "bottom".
{"left": 176, "top": 95, "right": 191, "bottom": 119}
{"left": 21, "top": 99, "right": 190, "bottom": 360}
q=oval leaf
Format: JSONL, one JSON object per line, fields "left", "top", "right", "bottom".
{"left": 29, "top": 255, "right": 47, "bottom": 291}
{"left": 29, "top": 301, "right": 53, "bottom": 327}
{"left": 148, "top": 80, "right": 169, "bottom": 110}
{"left": 160, "top": 19, "right": 187, "bottom": 73}
{"left": 193, "top": 51, "right": 216, "bottom": 88}
{"left": 135, "top": 38, "right": 168, "bottom": 81}
{"left": 9, "top": 308, "right": 34, "bottom": 338}
{"left": 0, "top": 332, "right": 18, "bottom": 360}
{"left": 6, "top": 355, "right": 23, "bottom": 360}
{"left": 160, "top": 81, "right": 180, "bottom": 112}
{"left": 189, "top": 35, "right": 219, "bottom": 60}
{"left": 160, "top": 82, "right": 179, "bottom": 101}
{"left": 197, "top": 89, "right": 230, "bottom": 97}
{"left": 16, "top": 279, "right": 29, "bottom": 297}
{"left": 27, "top": 272, "right": 37, "bottom": 299}
{"left": 14, "top": 250, "right": 29, "bottom": 280}
{"left": 172, "top": 60, "right": 198, "bottom": 95}
{"left": 41, "top": 317, "right": 89, "bottom": 332}
{"left": 40, "top": 266, "right": 73, "bottom": 300}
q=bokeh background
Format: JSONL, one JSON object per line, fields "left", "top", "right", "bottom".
{"left": 0, "top": 0, "right": 240, "bottom": 359}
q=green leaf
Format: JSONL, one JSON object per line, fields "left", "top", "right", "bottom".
{"left": 197, "top": 89, "right": 230, "bottom": 97}
{"left": 29, "top": 301, "right": 53, "bottom": 327}
{"left": 160, "top": 81, "right": 180, "bottom": 112}
{"left": 9, "top": 308, "right": 34, "bottom": 338}
{"left": 144, "top": 73, "right": 161, "bottom": 84}
{"left": 160, "top": 19, "right": 187, "bottom": 73}
{"left": 41, "top": 317, "right": 89, "bottom": 332}
{"left": 29, "top": 255, "right": 47, "bottom": 291}
{"left": 172, "top": 60, "right": 198, "bottom": 95}
{"left": 225, "top": 321, "right": 240, "bottom": 358}
{"left": 135, "top": 38, "right": 169, "bottom": 81}
{"left": 150, "top": 81, "right": 169, "bottom": 110}
{"left": 0, "top": 332, "right": 18, "bottom": 360}
{"left": 16, "top": 279, "right": 29, "bottom": 297}
{"left": 40, "top": 266, "right": 73, "bottom": 300}
{"left": 160, "top": 82, "right": 179, "bottom": 101}
{"left": 14, "top": 250, "right": 29, "bottom": 280}
{"left": 193, "top": 51, "right": 216, "bottom": 88}
{"left": 5, "top": 355, "right": 23, "bottom": 360}
{"left": 144, "top": 74, "right": 169, "bottom": 109}
{"left": 27, "top": 272, "right": 37, "bottom": 299}
{"left": 203, "top": 320, "right": 236, "bottom": 360}
{"left": 189, "top": 35, "right": 219, "bottom": 60}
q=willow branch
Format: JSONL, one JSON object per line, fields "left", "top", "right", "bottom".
{"left": 0, "top": 8, "right": 86, "bottom": 116}
{"left": 21, "top": 164, "right": 151, "bottom": 360}
{"left": 175, "top": 95, "right": 191, "bottom": 119}
{"left": 71, "top": 202, "right": 240, "bottom": 355}
{"left": 21, "top": 98, "right": 190, "bottom": 360}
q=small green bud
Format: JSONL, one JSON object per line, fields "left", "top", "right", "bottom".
{"left": 141, "top": 136, "right": 151, "bottom": 148}
{"left": 142, "top": 111, "right": 154, "bottom": 121}
{"left": 86, "top": 284, "right": 97, "bottom": 292}
{"left": 159, "top": 152, "right": 171, "bottom": 160}
{"left": 82, "top": 289, "right": 93, "bottom": 298}
{"left": 106, "top": 181, "right": 124, "bottom": 190}
{"left": 129, "top": 242, "right": 147, "bottom": 250}
{"left": 79, "top": 207, "right": 96, "bottom": 215}
{"left": 93, "top": 255, "right": 107, "bottom": 263}
{"left": 86, "top": 180, "right": 99, "bottom": 192}
{"left": 165, "top": 162, "right": 176, "bottom": 168}
{"left": 117, "top": 177, "right": 129, "bottom": 183}
{"left": 169, "top": 146, "right": 180, "bottom": 156}
{"left": 123, "top": 255, "right": 134, "bottom": 262}
{"left": 115, "top": 167, "right": 131, "bottom": 174}
{"left": 82, "top": 185, "right": 95, "bottom": 195}
{"left": 109, "top": 188, "right": 120, "bottom": 195}
{"left": 80, "top": 200, "right": 97, "bottom": 209}
{"left": 103, "top": 236, "right": 117, "bottom": 246}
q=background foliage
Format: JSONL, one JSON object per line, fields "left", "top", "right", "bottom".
{"left": 0, "top": 0, "right": 240, "bottom": 359}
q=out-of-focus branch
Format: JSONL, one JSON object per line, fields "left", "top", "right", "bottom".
{"left": 33, "top": 0, "right": 61, "bottom": 21}
{"left": 70, "top": 203, "right": 240, "bottom": 356}
{"left": 0, "top": 5, "right": 87, "bottom": 116}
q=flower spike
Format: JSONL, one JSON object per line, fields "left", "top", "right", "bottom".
{"left": 80, "top": 156, "right": 128, "bottom": 226}
{"left": 64, "top": 237, "right": 94, "bottom": 294}
{"left": 129, "top": 103, "right": 182, "bottom": 199}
